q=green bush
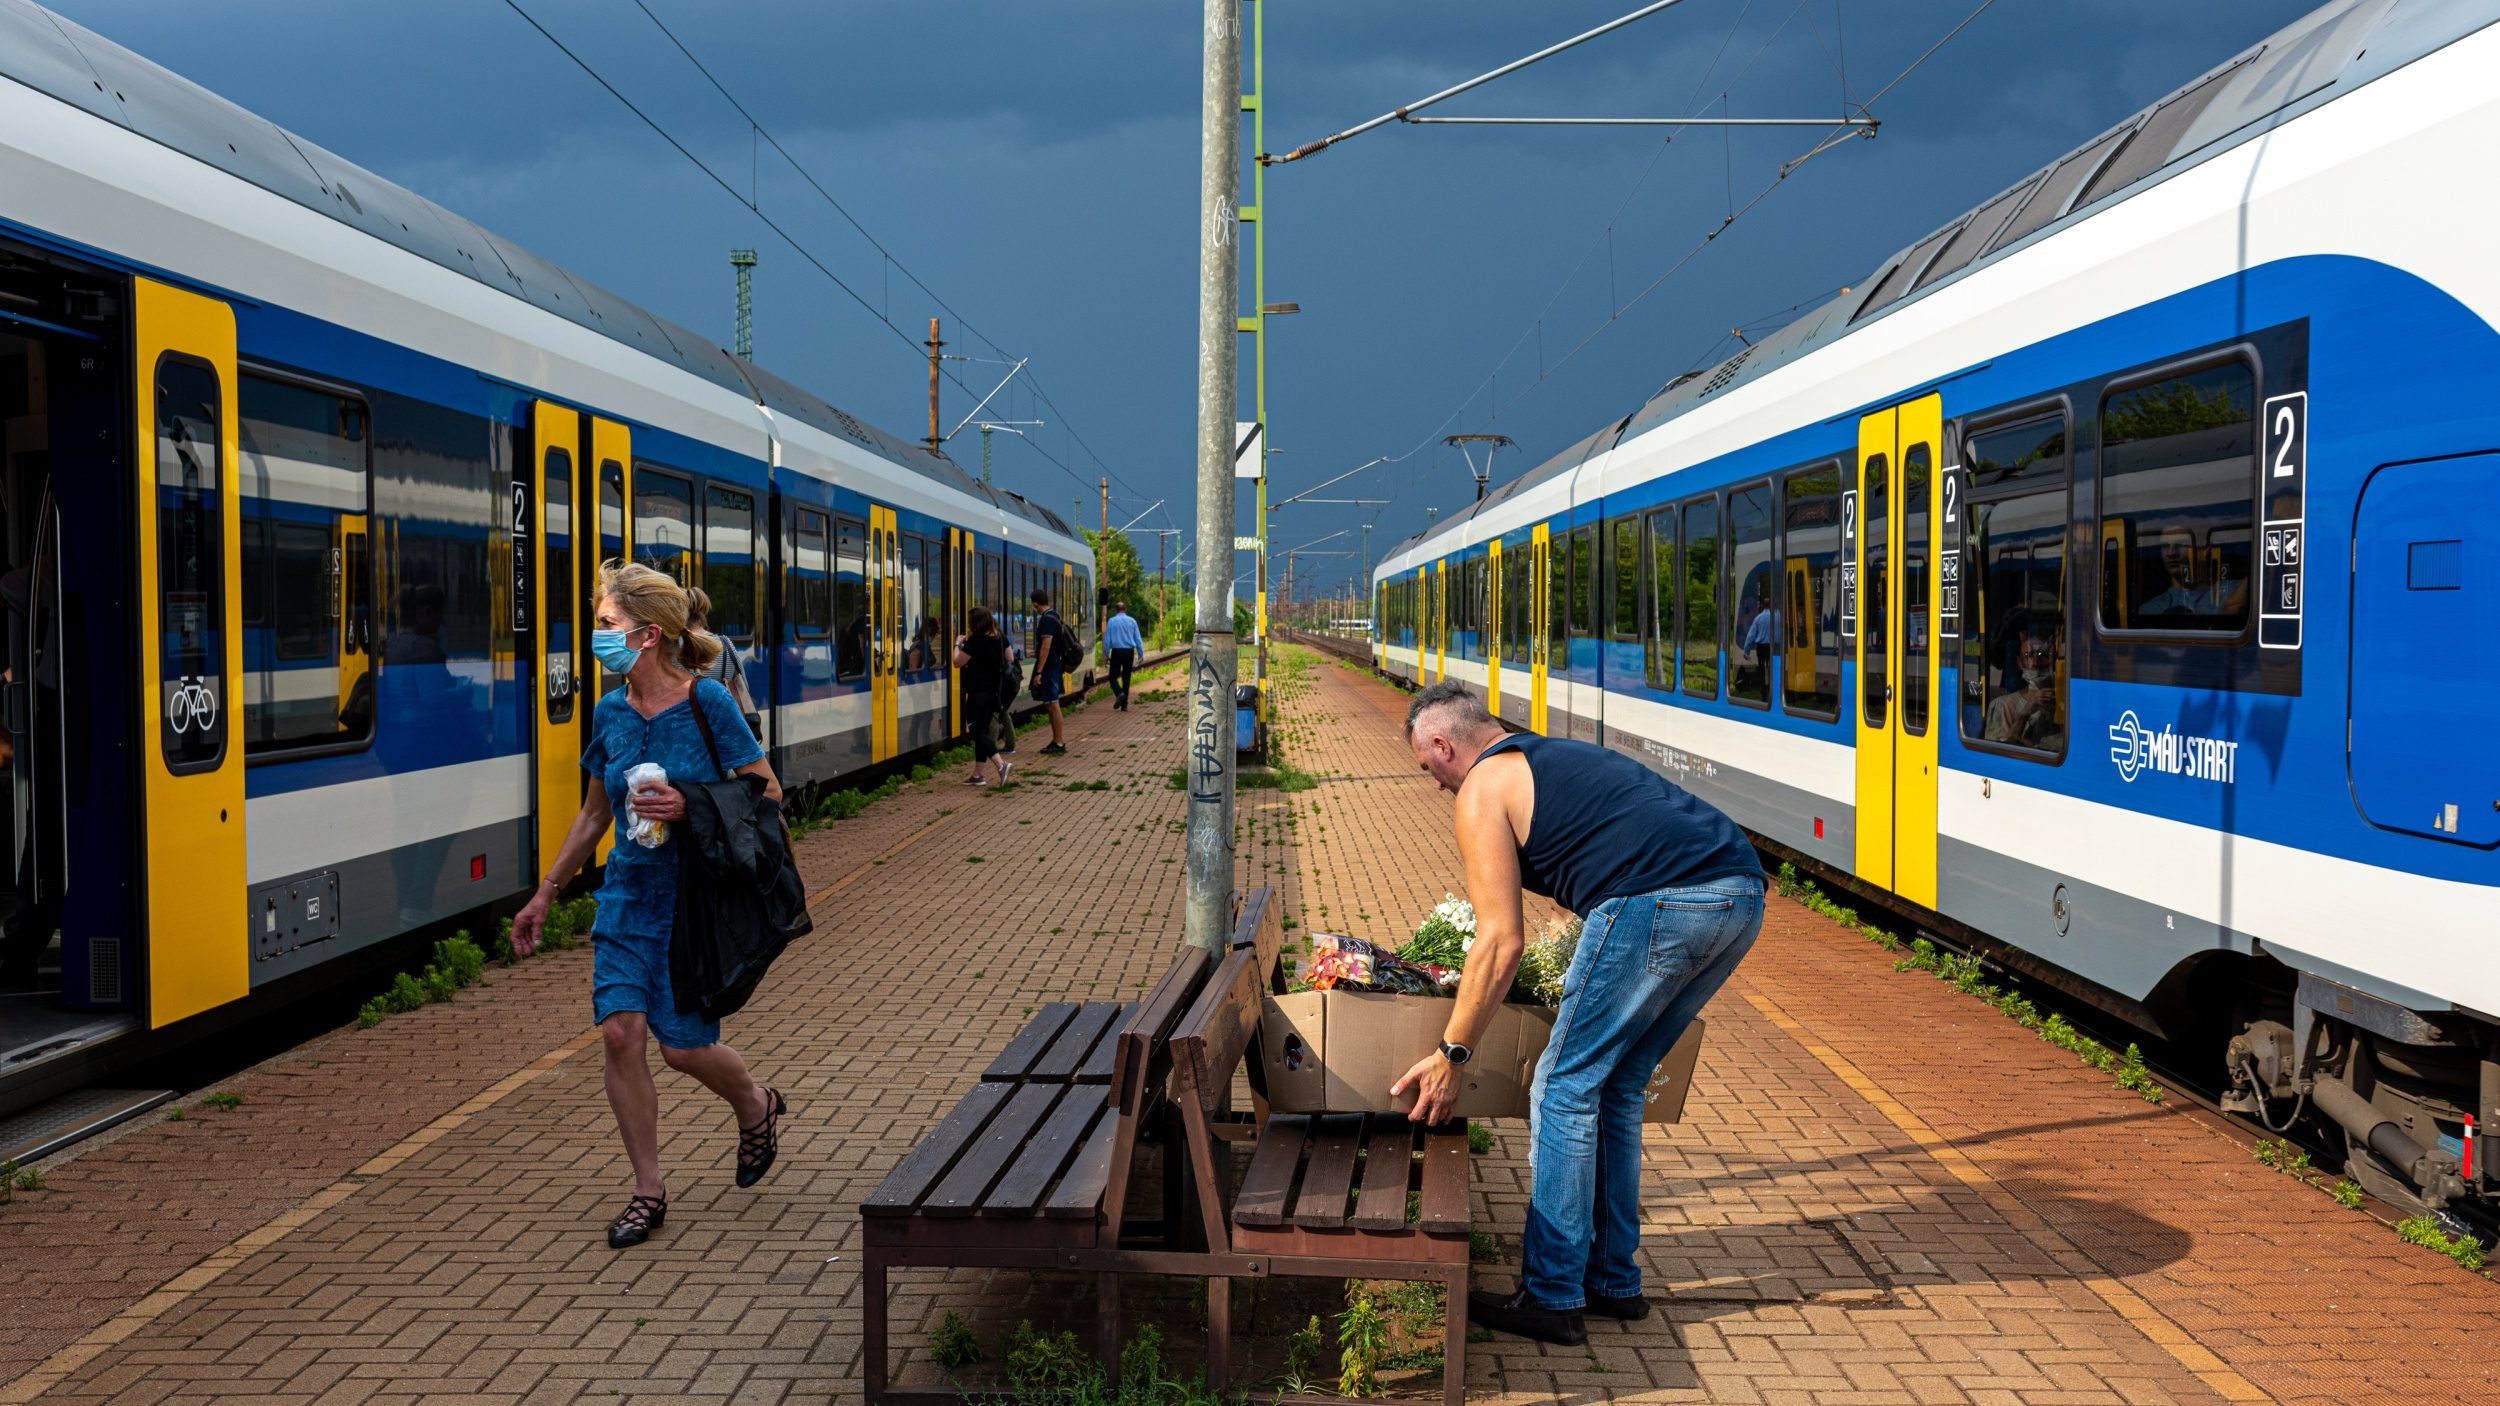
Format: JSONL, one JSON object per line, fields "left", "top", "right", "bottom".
{"left": 929, "top": 1311, "right": 981, "bottom": 1370}
{"left": 2397, "top": 1214, "right": 2487, "bottom": 1272}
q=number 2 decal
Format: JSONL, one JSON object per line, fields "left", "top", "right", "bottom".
{"left": 2265, "top": 391, "right": 2306, "bottom": 481}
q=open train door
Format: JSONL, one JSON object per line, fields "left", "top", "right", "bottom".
{"left": 524, "top": 401, "right": 581, "bottom": 881}
{"left": 133, "top": 278, "right": 246, "bottom": 1028}
{"left": 1852, "top": 394, "right": 1942, "bottom": 906}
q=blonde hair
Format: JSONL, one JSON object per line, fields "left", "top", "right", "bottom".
{"left": 596, "top": 559, "right": 723, "bottom": 674}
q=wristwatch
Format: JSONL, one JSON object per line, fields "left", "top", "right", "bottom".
{"left": 1437, "top": 1039, "right": 1473, "bottom": 1067}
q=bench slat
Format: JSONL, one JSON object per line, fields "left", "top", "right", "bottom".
{"left": 1034, "top": 1001, "right": 1125, "bottom": 1083}
{"left": 924, "top": 1083, "right": 1064, "bottom": 1216}
{"left": 984, "top": 1003, "right": 1078, "bottom": 1082}
{"left": 1416, "top": 1122, "right": 1472, "bottom": 1231}
{"left": 861, "top": 1081, "right": 1014, "bottom": 1215}
{"left": 1043, "top": 1109, "right": 1121, "bottom": 1219}
{"left": 1173, "top": 948, "right": 1262, "bottom": 1115}
{"left": 1289, "top": 1115, "right": 1366, "bottom": 1229}
{"left": 1112, "top": 947, "right": 1214, "bottom": 1113}
{"left": 980, "top": 1087, "right": 1106, "bottom": 1217}
{"left": 1350, "top": 1117, "right": 1417, "bottom": 1230}
{"left": 1232, "top": 1114, "right": 1311, "bottom": 1228}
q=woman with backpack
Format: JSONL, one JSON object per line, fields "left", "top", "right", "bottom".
{"left": 509, "top": 561, "right": 790, "bottom": 1250}
{"left": 953, "top": 606, "right": 1018, "bottom": 787}
{"left": 684, "top": 585, "right": 762, "bottom": 736}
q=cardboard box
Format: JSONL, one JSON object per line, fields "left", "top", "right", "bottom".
{"left": 1259, "top": 987, "right": 1704, "bottom": 1122}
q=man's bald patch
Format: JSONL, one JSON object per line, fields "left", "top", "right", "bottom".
{"left": 1405, "top": 679, "right": 1493, "bottom": 739}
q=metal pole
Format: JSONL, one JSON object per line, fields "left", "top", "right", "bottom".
{"left": 1268, "top": 0, "right": 1692, "bottom": 164}
{"left": 924, "top": 317, "right": 943, "bottom": 453}
{"left": 730, "top": 249, "right": 756, "bottom": 359}
{"left": 979, "top": 424, "right": 993, "bottom": 485}
{"left": 1249, "top": 0, "right": 1269, "bottom": 716}
{"left": 1185, "top": 0, "right": 1241, "bottom": 958}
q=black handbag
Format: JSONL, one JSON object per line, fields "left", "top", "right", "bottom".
{"left": 669, "top": 680, "right": 811, "bottom": 1020}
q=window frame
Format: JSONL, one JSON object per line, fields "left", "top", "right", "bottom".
{"left": 1776, "top": 459, "right": 1847, "bottom": 723}
{"left": 1678, "top": 493, "right": 1723, "bottom": 701}
{"left": 1566, "top": 525, "right": 1595, "bottom": 638}
{"left": 2090, "top": 348, "right": 2262, "bottom": 649}
{"left": 1955, "top": 397, "right": 2077, "bottom": 765}
{"left": 698, "top": 480, "right": 760, "bottom": 644}
{"left": 791, "top": 505, "right": 832, "bottom": 640}
{"left": 234, "top": 362, "right": 380, "bottom": 764}
{"left": 1723, "top": 478, "right": 1777, "bottom": 711}
{"left": 630, "top": 462, "right": 698, "bottom": 586}
{"left": 1606, "top": 513, "right": 1642, "bottom": 642}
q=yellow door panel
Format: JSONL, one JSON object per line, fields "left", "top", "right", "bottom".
{"left": 529, "top": 401, "right": 582, "bottom": 877}
{"left": 1893, "top": 395, "right": 1943, "bottom": 909}
{"left": 134, "top": 278, "right": 246, "bottom": 1028}
{"left": 1485, "top": 540, "right": 1503, "bottom": 718}
{"left": 948, "top": 528, "right": 964, "bottom": 736}
{"left": 1529, "top": 526, "right": 1551, "bottom": 736}
{"left": 1853, "top": 408, "right": 1897, "bottom": 892}
{"left": 870, "top": 505, "right": 899, "bottom": 761}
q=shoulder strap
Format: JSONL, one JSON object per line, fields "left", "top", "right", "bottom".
{"left": 687, "top": 678, "right": 730, "bottom": 782}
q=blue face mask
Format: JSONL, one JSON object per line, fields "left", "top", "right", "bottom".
{"left": 591, "top": 627, "right": 644, "bottom": 673}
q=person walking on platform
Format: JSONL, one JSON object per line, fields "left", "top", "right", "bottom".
{"left": 1392, "top": 680, "right": 1764, "bottom": 1345}
{"left": 1028, "top": 587, "right": 1071, "bottom": 754}
{"left": 953, "top": 606, "right": 1018, "bottom": 787}
{"left": 685, "top": 585, "right": 762, "bottom": 736}
{"left": 511, "top": 561, "right": 790, "bottom": 1250}
{"left": 1103, "top": 600, "right": 1142, "bottom": 710}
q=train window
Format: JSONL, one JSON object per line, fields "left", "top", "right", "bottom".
{"left": 792, "top": 508, "right": 830, "bottom": 639}
{"left": 898, "top": 536, "right": 925, "bottom": 670}
{"left": 1960, "top": 413, "right": 2070, "bottom": 758}
{"left": 632, "top": 467, "right": 695, "bottom": 585}
{"left": 155, "top": 355, "right": 228, "bottom": 773}
{"left": 918, "top": 536, "right": 944, "bottom": 669}
{"left": 1727, "top": 482, "right": 1775, "bottom": 708}
{"left": 237, "top": 370, "right": 374, "bottom": 756}
{"left": 1567, "top": 527, "right": 1593, "bottom": 637}
{"left": 1986, "top": 126, "right": 2135, "bottom": 257}
{"left": 701, "top": 484, "right": 756, "bottom": 642}
{"left": 1780, "top": 464, "right": 1844, "bottom": 719}
{"left": 544, "top": 450, "right": 574, "bottom": 722}
{"left": 1644, "top": 508, "right": 1676, "bottom": 690}
{"left": 1902, "top": 446, "right": 1933, "bottom": 734}
{"left": 599, "top": 459, "right": 626, "bottom": 558}
{"left": 1609, "top": 516, "right": 1641, "bottom": 640}
{"left": 1863, "top": 456, "right": 1889, "bottom": 727}
{"left": 2096, "top": 361, "right": 2254, "bottom": 635}
{"left": 1502, "top": 542, "right": 1530, "bottom": 665}
{"left": 834, "top": 515, "right": 868, "bottom": 680}
{"left": 1679, "top": 497, "right": 1720, "bottom": 699}
{"left": 1546, "top": 532, "right": 1569, "bottom": 660}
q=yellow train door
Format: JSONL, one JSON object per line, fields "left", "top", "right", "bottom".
{"left": 134, "top": 278, "right": 246, "bottom": 1028}
{"left": 1851, "top": 395, "right": 1942, "bottom": 906}
{"left": 1429, "top": 560, "right": 1445, "bottom": 682}
{"left": 527, "top": 401, "right": 581, "bottom": 876}
{"left": 869, "top": 504, "right": 900, "bottom": 761}
{"left": 590, "top": 418, "right": 632, "bottom": 700}
{"left": 947, "top": 528, "right": 967, "bottom": 736}
{"left": 1529, "top": 525, "right": 1551, "bottom": 735}
{"left": 1485, "top": 540, "right": 1503, "bottom": 719}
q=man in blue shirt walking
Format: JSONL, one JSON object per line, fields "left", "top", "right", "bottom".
{"left": 1102, "top": 600, "right": 1144, "bottom": 711}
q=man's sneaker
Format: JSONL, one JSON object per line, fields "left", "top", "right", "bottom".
{"left": 1040, "top": 742, "right": 1067, "bottom": 755}
{"left": 1585, "top": 1291, "right": 1651, "bottom": 1321}
{"left": 1466, "top": 1288, "right": 1586, "bottom": 1346}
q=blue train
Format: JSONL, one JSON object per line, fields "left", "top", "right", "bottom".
{"left": 0, "top": 0, "right": 1095, "bottom": 1112}
{"left": 1375, "top": 0, "right": 2499, "bottom": 1216}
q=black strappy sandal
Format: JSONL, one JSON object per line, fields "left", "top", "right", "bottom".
{"left": 736, "top": 1086, "right": 787, "bottom": 1189}
{"left": 607, "top": 1193, "right": 666, "bottom": 1249}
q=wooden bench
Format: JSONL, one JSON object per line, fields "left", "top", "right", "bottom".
{"left": 857, "top": 901, "right": 1234, "bottom": 1403}
{"left": 1166, "top": 893, "right": 1473, "bottom": 1406}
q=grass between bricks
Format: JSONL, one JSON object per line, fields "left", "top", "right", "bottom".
{"left": 1772, "top": 862, "right": 2165, "bottom": 1105}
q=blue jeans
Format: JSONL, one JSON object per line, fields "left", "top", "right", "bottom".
{"left": 1522, "top": 875, "right": 1764, "bottom": 1309}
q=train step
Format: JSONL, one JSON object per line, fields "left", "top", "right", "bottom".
{"left": 0, "top": 1086, "right": 174, "bottom": 1166}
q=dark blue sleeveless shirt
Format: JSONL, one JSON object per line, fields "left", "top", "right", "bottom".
{"left": 1478, "top": 733, "right": 1761, "bottom": 917}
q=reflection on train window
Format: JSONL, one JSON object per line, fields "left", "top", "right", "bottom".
{"left": 238, "top": 372, "right": 374, "bottom": 756}
{"left": 1902, "top": 445, "right": 1932, "bottom": 735}
{"left": 543, "top": 448, "right": 574, "bottom": 723}
{"left": 1780, "top": 464, "right": 1844, "bottom": 719}
{"left": 1644, "top": 509, "right": 1676, "bottom": 690}
{"left": 791, "top": 508, "right": 830, "bottom": 639}
{"left": 632, "top": 467, "right": 695, "bottom": 585}
{"left": 1862, "top": 454, "right": 1889, "bottom": 728}
{"left": 834, "top": 515, "right": 868, "bottom": 680}
{"left": 1546, "top": 534, "right": 1568, "bottom": 660}
{"left": 2097, "top": 361, "right": 2253, "bottom": 634}
{"left": 1566, "top": 528, "right": 1593, "bottom": 638}
{"left": 1727, "top": 482, "right": 1775, "bottom": 708}
{"left": 599, "top": 459, "right": 625, "bottom": 557}
{"left": 1609, "top": 516, "right": 1641, "bottom": 640}
{"left": 1679, "top": 497, "right": 1720, "bottom": 699}
{"left": 701, "top": 484, "right": 756, "bottom": 641}
{"left": 1502, "top": 541, "right": 1530, "bottom": 666}
{"left": 156, "top": 355, "right": 227, "bottom": 773}
{"left": 1959, "top": 413, "right": 2070, "bottom": 758}
{"left": 900, "top": 535, "right": 927, "bottom": 671}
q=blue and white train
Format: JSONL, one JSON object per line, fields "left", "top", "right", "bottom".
{"left": 0, "top": 0, "right": 1095, "bottom": 1111}
{"left": 1374, "top": 0, "right": 2499, "bottom": 1215}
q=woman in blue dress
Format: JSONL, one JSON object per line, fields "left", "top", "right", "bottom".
{"left": 511, "top": 561, "right": 789, "bottom": 1249}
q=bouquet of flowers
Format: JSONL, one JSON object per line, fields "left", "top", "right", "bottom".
{"left": 1511, "top": 915, "right": 1582, "bottom": 1007}
{"left": 1397, "top": 895, "right": 1476, "bottom": 969}
{"left": 1301, "top": 932, "right": 1458, "bottom": 996}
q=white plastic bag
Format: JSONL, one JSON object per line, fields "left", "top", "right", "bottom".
{"left": 623, "top": 762, "right": 670, "bottom": 848}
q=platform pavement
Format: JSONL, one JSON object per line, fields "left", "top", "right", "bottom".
{"left": 0, "top": 647, "right": 2493, "bottom": 1403}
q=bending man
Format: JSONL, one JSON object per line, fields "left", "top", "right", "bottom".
{"left": 1393, "top": 680, "right": 1765, "bottom": 1344}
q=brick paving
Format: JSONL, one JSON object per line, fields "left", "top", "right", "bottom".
{"left": 1, "top": 645, "right": 2495, "bottom": 1403}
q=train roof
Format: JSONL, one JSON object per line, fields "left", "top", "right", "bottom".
{"left": 0, "top": 0, "right": 984, "bottom": 497}
{"left": 1391, "top": 0, "right": 2495, "bottom": 569}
